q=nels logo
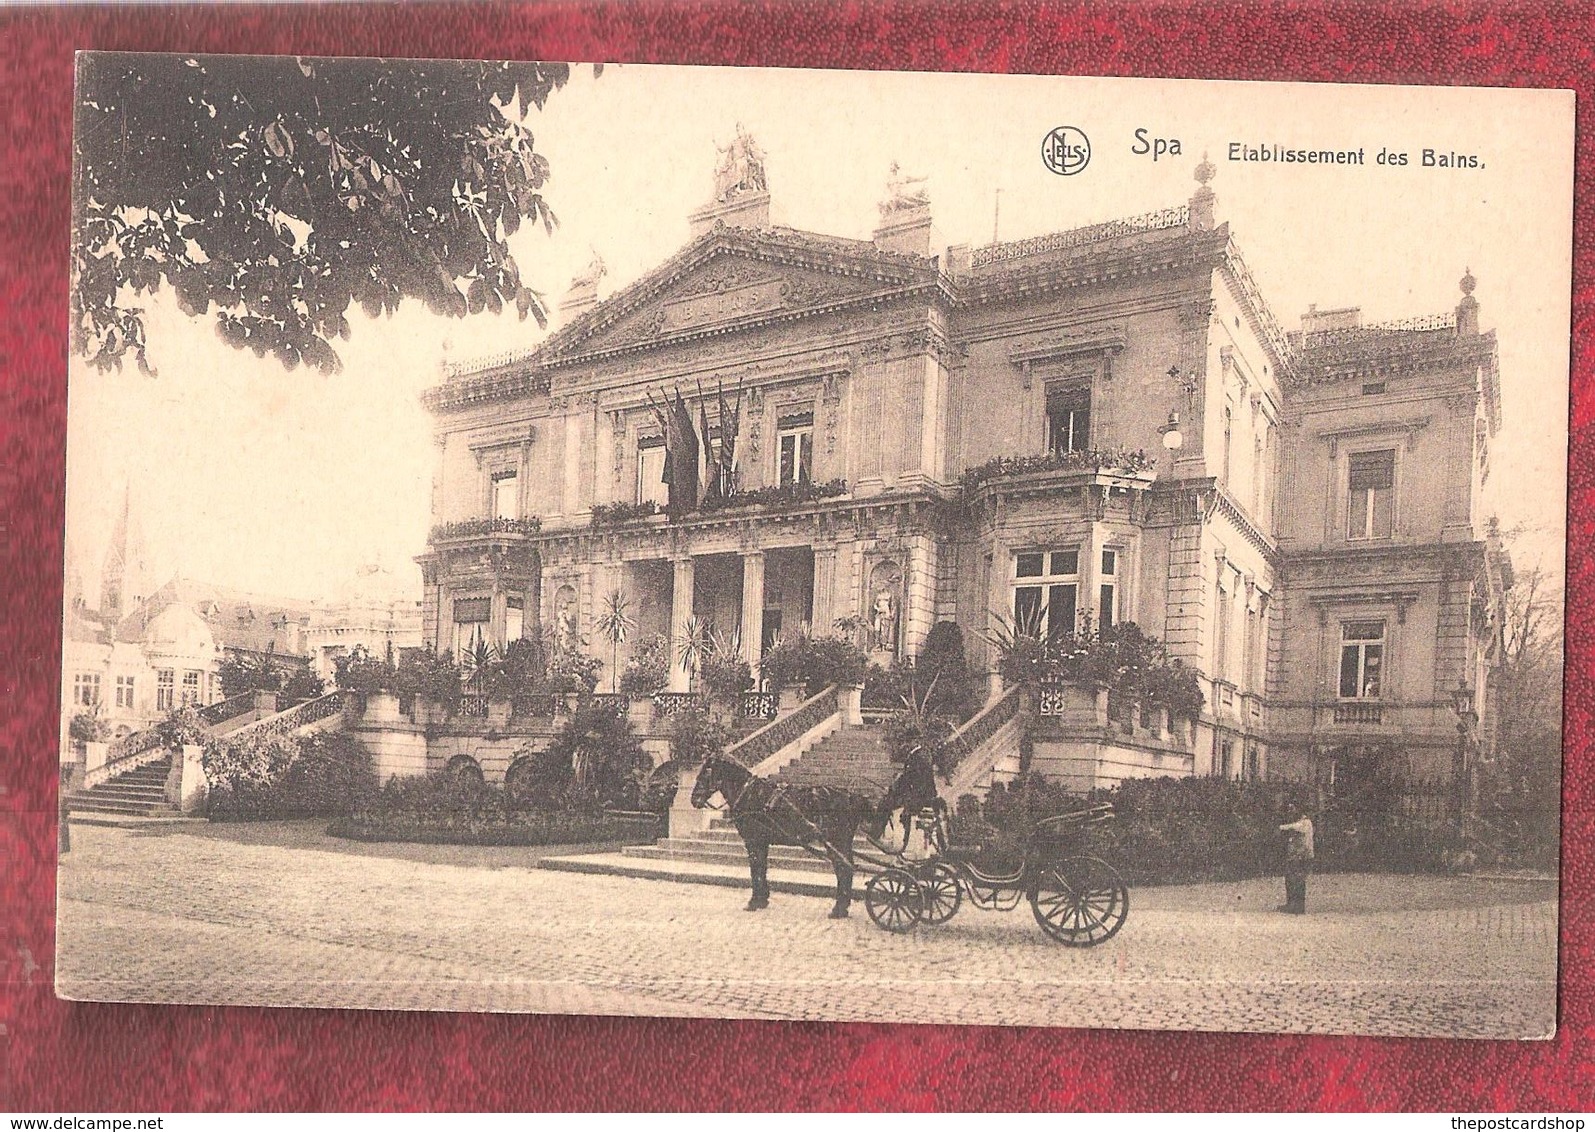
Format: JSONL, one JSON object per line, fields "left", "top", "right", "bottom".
{"left": 1042, "top": 126, "right": 1091, "bottom": 176}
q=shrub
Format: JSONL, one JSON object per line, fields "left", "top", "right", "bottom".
{"left": 915, "top": 621, "right": 983, "bottom": 722}
{"left": 205, "top": 730, "right": 374, "bottom": 821}
{"left": 329, "top": 806, "right": 660, "bottom": 847}
{"left": 333, "top": 644, "right": 395, "bottom": 695}
{"left": 69, "top": 710, "right": 108, "bottom": 745}
{"left": 542, "top": 701, "right": 650, "bottom": 810}
{"left": 619, "top": 633, "right": 670, "bottom": 698}
{"left": 667, "top": 707, "right": 733, "bottom": 767}
{"left": 760, "top": 632, "right": 869, "bottom": 693}
{"left": 699, "top": 649, "right": 753, "bottom": 709}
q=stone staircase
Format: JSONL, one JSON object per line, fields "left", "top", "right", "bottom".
{"left": 64, "top": 755, "right": 174, "bottom": 817}
{"left": 611, "top": 724, "right": 900, "bottom": 878}
{"left": 775, "top": 725, "right": 898, "bottom": 795}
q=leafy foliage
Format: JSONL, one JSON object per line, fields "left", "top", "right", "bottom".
{"left": 759, "top": 631, "right": 869, "bottom": 693}
{"left": 333, "top": 772, "right": 659, "bottom": 845}
{"left": 218, "top": 646, "right": 324, "bottom": 702}
{"left": 589, "top": 500, "right": 660, "bottom": 527}
{"left": 594, "top": 590, "right": 637, "bottom": 694}
{"left": 619, "top": 633, "right": 671, "bottom": 698}
{"left": 697, "top": 479, "right": 849, "bottom": 513}
{"left": 960, "top": 447, "right": 1155, "bottom": 492}
{"left": 69, "top": 710, "right": 108, "bottom": 745}
{"left": 542, "top": 700, "right": 650, "bottom": 810}
{"left": 204, "top": 729, "right": 374, "bottom": 821}
{"left": 666, "top": 706, "right": 734, "bottom": 767}
{"left": 987, "top": 617, "right": 1205, "bottom": 721}
{"left": 73, "top": 55, "right": 580, "bottom": 373}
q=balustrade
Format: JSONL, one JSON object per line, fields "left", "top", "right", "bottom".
{"left": 739, "top": 690, "right": 778, "bottom": 721}
{"left": 651, "top": 692, "right": 702, "bottom": 719}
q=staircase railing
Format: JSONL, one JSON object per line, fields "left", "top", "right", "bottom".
{"left": 726, "top": 685, "right": 839, "bottom": 769}
{"left": 939, "top": 684, "right": 1026, "bottom": 797}
{"left": 195, "top": 692, "right": 258, "bottom": 728}
{"left": 84, "top": 725, "right": 175, "bottom": 790}
{"left": 224, "top": 690, "right": 350, "bottom": 743}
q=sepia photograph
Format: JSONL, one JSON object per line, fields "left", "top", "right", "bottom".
{"left": 55, "top": 55, "right": 1573, "bottom": 1038}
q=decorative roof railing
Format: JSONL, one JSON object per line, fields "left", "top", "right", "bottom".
{"left": 970, "top": 206, "right": 1189, "bottom": 269}
{"left": 441, "top": 348, "right": 542, "bottom": 380}
{"left": 420, "top": 367, "right": 552, "bottom": 412}
{"left": 1298, "top": 312, "right": 1458, "bottom": 349}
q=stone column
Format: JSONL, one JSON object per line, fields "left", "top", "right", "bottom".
{"left": 669, "top": 556, "right": 696, "bottom": 692}
{"left": 811, "top": 546, "right": 838, "bottom": 637}
{"left": 740, "top": 550, "right": 765, "bottom": 670}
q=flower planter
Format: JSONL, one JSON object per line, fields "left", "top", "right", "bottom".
{"left": 777, "top": 686, "right": 805, "bottom": 713}
{"left": 487, "top": 699, "right": 513, "bottom": 728}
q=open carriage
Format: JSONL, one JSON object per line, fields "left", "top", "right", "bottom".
{"left": 861, "top": 802, "right": 1131, "bottom": 946}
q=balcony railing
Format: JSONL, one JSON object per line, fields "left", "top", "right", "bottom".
{"left": 651, "top": 692, "right": 702, "bottom": 718}
{"left": 740, "top": 690, "right": 778, "bottom": 721}
{"left": 1333, "top": 702, "right": 1384, "bottom": 725}
{"left": 970, "top": 205, "right": 1189, "bottom": 269}
{"left": 428, "top": 516, "right": 542, "bottom": 544}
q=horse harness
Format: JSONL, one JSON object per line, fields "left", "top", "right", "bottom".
{"left": 724, "top": 767, "right": 846, "bottom": 861}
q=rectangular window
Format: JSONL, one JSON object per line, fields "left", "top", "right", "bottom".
{"left": 73, "top": 672, "right": 101, "bottom": 708}
{"left": 115, "top": 675, "right": 135, "bottom": 709}
{"left": 156, "top": 669, "right": 175, "bottom": 711}
{"left": 1339, "top": 621, "right": 1385, "bottom": 700}
{"left": 491, "top": 471, "right": 519, "bottom": 521}
{"left": 1046, "top": 388, "right": 1091, "bottom": 455}
{"left": 1214, "top": 581, "right": 1228, "bottom": 681}
{"left": 182, "top": 670, "right": 203, "bottom": 706}
{"left": 1348, "top": 450, "right": 1395, "bottom": 540}
{"left": 505, "top": 596, "right": 524, "bottom": 645}
{"left": 453, "top": 595, "right": 491, "bottom": 660}
{"left": 1219, "top": 739, "right": 1234, "bottom": 779}
{"left": 777, "top": 413, "right": 814, "bottom": 487}
{"left": 1012, "top": 549, "right": 1079, "bottom": 642}
{"left": 637, "top": 438, "right": 667, "bottom": 506}
{"left": 1245, "top": 745, "right": 1260, "bottom": 781}
{"left": 1098, "top": 549, "right": 1118, "bottom": 629}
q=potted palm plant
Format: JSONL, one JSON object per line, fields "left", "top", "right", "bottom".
{"left": 594, "top": 590, "right": 637, "bottom": 695}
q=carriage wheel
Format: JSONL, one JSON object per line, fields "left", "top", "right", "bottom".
{"left": 914, "top": 862, "right": 963, "bottom": 925}
{"left": 1031, "top": 856, "right": 1129, "bottom": 947}
{"left": 866, "top": 869, "right": 924, "bottom": 933}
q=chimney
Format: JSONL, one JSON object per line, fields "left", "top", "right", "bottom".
{"left": 1188, "top": 153, "right": 1217, "bottom": 232}
{"left": 1456, "top": 268, "right": 1479, "bottom": 335}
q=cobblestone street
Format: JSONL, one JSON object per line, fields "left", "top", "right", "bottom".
{"left": 55, "top": 821, "right": 1558, "bottom": 1037}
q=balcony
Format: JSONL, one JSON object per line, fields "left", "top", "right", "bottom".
{"left": 427, "top": 516, "right": 542, "bottom": 547}
{"left": 1333, "top": 701, "right": 1384, "bottom": 725}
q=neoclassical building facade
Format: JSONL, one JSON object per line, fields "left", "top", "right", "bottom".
{"left": 416, "top": 147, "right": 1506, "bottom": 790}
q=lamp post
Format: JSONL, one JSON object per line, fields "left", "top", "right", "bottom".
{"left": 1451, "top": 677, "right": 1478, "bottom": 825}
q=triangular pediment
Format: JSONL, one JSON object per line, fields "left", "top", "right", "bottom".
{"left": 539, "top": 229, "right": 936, "bottom": 363}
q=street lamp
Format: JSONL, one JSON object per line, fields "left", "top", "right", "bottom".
{"left": 1451, "top": 677, "right": 1478, "bottom": 823}
{"left": 1158, "top": 411, "right": 1184, "bottom": 451}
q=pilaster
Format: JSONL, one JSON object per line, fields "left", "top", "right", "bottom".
{"left": 670, "top": 557, "right": 696, "bottom": 692}
{"left": 740, "top": 550, "right": 766, "bottom": 669}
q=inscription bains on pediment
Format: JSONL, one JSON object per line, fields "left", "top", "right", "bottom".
{"left": 663, "top": 279, "right": 787, "bottom": 332}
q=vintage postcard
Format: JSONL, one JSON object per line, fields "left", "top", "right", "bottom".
{"left": 56, "top": 56, "right": 1572, "bottom": 1038}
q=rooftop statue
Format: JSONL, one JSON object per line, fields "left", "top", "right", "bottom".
{"left": 713, "top": 123, "right": 769, "bottom": 202}
{"left": 570, "top": 248, "right": 607, "bottom": 291}
{"left": 880, "top": 161, "right": 930, "bottom": 215}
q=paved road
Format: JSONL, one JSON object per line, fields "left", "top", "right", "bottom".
{"left": 55, "top": 821, "right": 1558, "bottom": 1037}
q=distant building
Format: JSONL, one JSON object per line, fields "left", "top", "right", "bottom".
{"left": 304, "top": 563, "right": 425, "bottom": 684}
{"left": 406, "top": 143, "right": 1502, "bottom": 796}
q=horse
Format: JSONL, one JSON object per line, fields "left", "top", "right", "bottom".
{"left": 691, "top": 751, "right": 878, "bottom": 918}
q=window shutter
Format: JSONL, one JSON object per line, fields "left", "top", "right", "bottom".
{"left": 1348, "top": 451, "right": 1394, "bottom": 490}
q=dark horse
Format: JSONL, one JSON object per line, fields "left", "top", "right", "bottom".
{"left": 691, "top": 751, "right": 877, "bottom": 918}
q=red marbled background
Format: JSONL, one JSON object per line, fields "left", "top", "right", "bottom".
{"left": 2, "top": 1, "right": 1590, "bottom": 1111}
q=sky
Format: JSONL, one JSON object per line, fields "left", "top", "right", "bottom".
{"left": 64, "top": 63, "right": 1575, "bottom": 605}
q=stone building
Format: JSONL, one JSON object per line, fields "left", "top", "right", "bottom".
{"left": 416, "top": 141, "right": 1507, "bottom": 793}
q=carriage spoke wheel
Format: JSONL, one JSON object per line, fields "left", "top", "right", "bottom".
{"left": 913, "top": 862, "right": 962, "bottom": 926}
{"left": 1031, "top": 856, "right": 1129, "bottom": 947}
{"left": 866, "top": 868, "right": 925, "bottom": 933}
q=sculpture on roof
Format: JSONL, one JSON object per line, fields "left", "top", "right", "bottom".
{"left": 880, "top": 161, "right": 930, "bottom": 216}
{"left": 713, "top": 123, "right": 768, "bottom": 202}
{"left": 570, "top": 248, "right": 607, "bottom": 292}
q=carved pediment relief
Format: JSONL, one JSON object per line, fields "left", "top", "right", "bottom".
{"left": 546, "top": 251, "right": 897, "bottom": 360}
